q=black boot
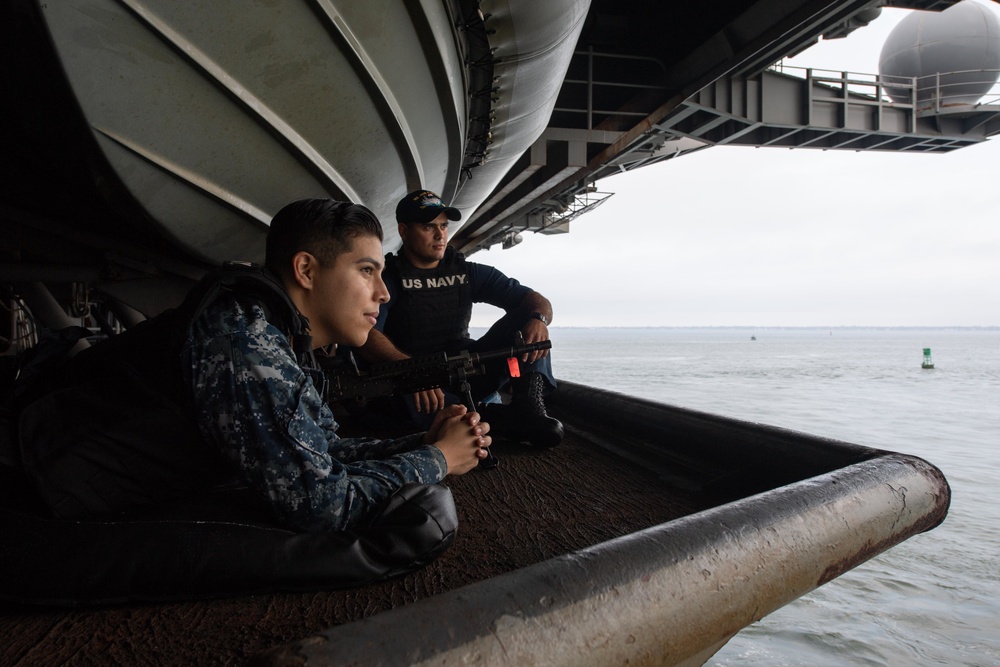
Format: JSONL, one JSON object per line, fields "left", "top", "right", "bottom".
{"left": 484, "top": 373, "right": 563, "bottom": 448}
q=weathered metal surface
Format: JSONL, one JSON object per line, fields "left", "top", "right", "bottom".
{"left": 448, "top": 0, "right": 590, "bottom": 220}
{"left": 251, "top": 381, "right": 951, "bottom": 666}
{"left": 0, "top": 381, "right": 950, "bottom": 666}
{"left": 6, "top": 0, "right": 587, "bottom": 273}
{"left": 34, "top": 0, "right": 471, "bottom": 263}
{"left": 259, "top": 453, "right": 948, "bottom": 666}
{"left": 0, "top": 432, "right": 704, "bottom": 664}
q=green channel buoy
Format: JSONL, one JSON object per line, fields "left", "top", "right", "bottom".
{"left": 921, "top": 347, "right": 934, "bottom": 369}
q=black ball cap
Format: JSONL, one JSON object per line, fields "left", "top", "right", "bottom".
{"left": 396, "top": 190, "right": 462, "bottom": 224}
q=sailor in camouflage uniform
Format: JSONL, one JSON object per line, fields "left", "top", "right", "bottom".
{"left": 183, "top": 199, "right": 491, "bottom": 532}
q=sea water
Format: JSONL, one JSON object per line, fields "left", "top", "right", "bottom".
{"left": 541, "top": 327, "right": 1000, "bottom": 666}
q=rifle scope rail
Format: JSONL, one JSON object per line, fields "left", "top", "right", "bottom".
{"left": 327, "top": 340, "right": 551, "bottom": 403}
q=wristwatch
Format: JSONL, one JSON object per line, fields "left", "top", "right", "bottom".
{"left": 529, "top": 312, "right": 549, "bottom": 326}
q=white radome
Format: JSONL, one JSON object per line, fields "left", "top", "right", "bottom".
{"left": 879, "top": 0, "right": 1000, "bottom": 105}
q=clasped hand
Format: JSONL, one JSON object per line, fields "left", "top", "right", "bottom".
{"left": 424, "top": 404, "right": 491, "bottom": 475}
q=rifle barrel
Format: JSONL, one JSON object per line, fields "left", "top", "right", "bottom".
{"left": 465, "top": 339, "right": 552, "bottom": 364}
{"left": 328, "top": 339, "right": 553, "bottom": 403}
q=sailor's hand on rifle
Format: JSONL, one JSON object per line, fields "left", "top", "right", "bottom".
{"left": 520, "top": 318, "right": 551, "bottom": 363}
{"left": 411, "top": 387, "right": 446, "bottom": 414}
{"left": 424, "top": 405, "right": 492, "bottom": 475}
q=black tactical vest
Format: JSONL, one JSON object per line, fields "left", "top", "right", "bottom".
{"left": 383, "top": 247, "right": 474, "bottom": 355}
{"left": 10, "top": 264, "right": 315, "bottom": 518}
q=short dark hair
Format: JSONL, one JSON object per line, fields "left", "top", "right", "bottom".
{"left": 265, "top": 199, "right": 383, "bottom": 282}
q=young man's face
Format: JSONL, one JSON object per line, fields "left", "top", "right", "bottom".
{"left": 307, "top": 234, "right": 389, "bottom": 348}
{"left": 398, "top": 212, "right": 449, "bottom": 268}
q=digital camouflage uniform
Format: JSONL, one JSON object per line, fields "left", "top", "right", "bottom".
{"left": 182, "top": 294, "right": 448, "bottom": 532}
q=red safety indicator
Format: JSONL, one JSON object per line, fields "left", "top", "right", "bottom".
{"left": 507, "top": 356, "right": 521, "bottom": 378}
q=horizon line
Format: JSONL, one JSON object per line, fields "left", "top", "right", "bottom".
{"left": 470, "top": 324, "right": 1000, "bottom": 330}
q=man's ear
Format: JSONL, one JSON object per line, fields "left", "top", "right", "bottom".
{"left": 397, "top": 222, "right": 408, "bottom": 243}
{"left": 291, "top": 251, "right": 318, "bottom": 290}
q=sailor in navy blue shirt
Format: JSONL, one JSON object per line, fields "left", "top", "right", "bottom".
{"left": 360, "top": 190, "right": 563, "bottom": 448}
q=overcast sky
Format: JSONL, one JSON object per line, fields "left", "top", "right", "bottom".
{"left": 468, "top": 2, "right": 1000, "bottom": 328}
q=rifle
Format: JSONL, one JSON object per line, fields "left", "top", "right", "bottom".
{"left": 326, "top": 337, "right": 552, "bottom": 469}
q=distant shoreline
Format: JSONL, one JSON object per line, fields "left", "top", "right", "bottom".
{"left": 472, "top": 325, "right": 1000, "bottom": 331}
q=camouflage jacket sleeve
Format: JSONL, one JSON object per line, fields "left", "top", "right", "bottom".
{"left": 182, "top": 296, "right": 448, "bottom": 532}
